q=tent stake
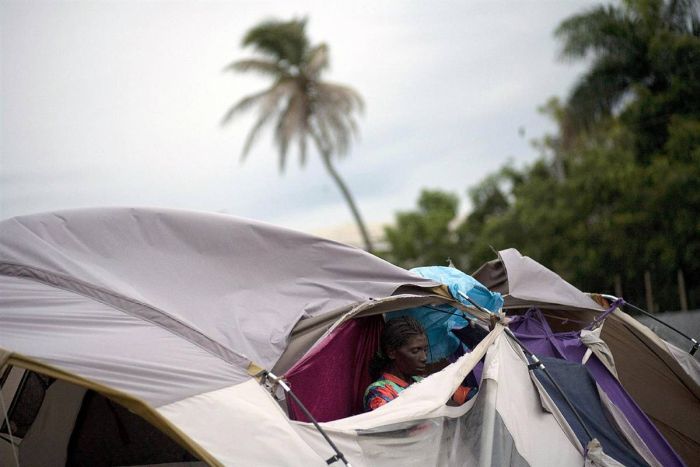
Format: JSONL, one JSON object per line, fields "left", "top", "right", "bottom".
{"left": 260, "top": 371, "right": 352, "bottom": 467}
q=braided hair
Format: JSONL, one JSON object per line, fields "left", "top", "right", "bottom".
{"left": 369, "top": 316, "right": 426, "bottom": 380}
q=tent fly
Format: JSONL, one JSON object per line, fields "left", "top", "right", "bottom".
{"left": 1, "top": 208, "right": 698, "bottom": 466}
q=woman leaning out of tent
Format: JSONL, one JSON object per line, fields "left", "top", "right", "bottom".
{"left": 363, "top": 316, "right": 475, "bottom": 411}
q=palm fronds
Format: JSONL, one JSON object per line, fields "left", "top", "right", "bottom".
{"left": 222, "top": 18, "right": 374, "bottom": 251}
{"left": 555, "top": 0, "right": 699, "bottom": 133}
{"left": 241, "top": 18, "right": 309, "bottom": 66}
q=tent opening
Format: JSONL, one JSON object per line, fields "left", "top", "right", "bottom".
{"left": 283, "top": 310, "right": 489, "bottom": 423}
{"left": 0, "top": 365, "right": 204, "bottom": 467}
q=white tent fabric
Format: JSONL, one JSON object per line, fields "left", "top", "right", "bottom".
{"left": 0, "top": 275, "right": 246, "bottom": 406}
{"left": 289, "top": 328, "right": 583, "bottom": 466}
{"left": 497, "top": 249, "right": 605, "bottom": 313}
{"left": 0, "top": 208, "right": 447, "bottom": 465}
{"left": 0, "top": 208, "right": 438, "bottom": 408}
{"left": 665, "top": 342, "right": 700, "bottom": 387}
{"left": 158, "top": 380, "right": 326, "bottom": 466}
{"left": 473, "top": 247, "right": 700, "bottom": 465}
{"left": 0, "top": 208, "right": 650, "bottom": 465}
{"left": 580, "top": 327, "right": 619, "bottom": 378}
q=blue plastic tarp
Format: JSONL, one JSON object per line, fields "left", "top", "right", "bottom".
{"left": 386, "top": 266, "right": 503, "bottom": 362}
{"left": 412, "top": 266, "right": 503, "bottom": 312}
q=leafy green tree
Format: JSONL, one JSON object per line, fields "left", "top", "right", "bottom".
{"left": 222, "top": 18, "right": 374, "bottom": 251}
{"left": 455, "top": 110, "right": 700, "bottom": 309}
{"left": 455, "top": 169, "right": 516, "bottom": 268}
{"left": 382, "top": 190, "right": 460, "bottom": 269}
{"left": 381, "top": 1, "right": 699, "bottom": 310}
{"left": 556, "top": 0, "right": 700, "bottom": 160}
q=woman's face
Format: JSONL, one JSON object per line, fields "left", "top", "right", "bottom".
{"left": 388, "top": 334, "right": 428, "bottom": 378}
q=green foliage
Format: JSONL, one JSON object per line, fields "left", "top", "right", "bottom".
{"left": 555, "top": 0, "right": 700, "bottom": 159}
{"left": 381, "top": 190, "right": 460, "bottom": 269}
{"left": 241, "top": 18, "right": 309, "bottom": 66}
{"left": 383, "top": 0, "right": 700, "bottom": 311}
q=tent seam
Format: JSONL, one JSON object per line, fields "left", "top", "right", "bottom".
{"left": 0, "top": 261, "right": 251, "bottom": 369}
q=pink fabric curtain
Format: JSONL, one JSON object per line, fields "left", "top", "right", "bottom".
{"left": 285, "top": 316, "right": 384, "bottom": 422}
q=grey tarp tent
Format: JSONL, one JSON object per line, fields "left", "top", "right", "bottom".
{"left": 0, "top": 208, "right": 683, "bottom": 465}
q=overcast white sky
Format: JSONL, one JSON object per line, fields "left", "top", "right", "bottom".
{"left": 1, "top": 0, "right": 593, "bottom": 243}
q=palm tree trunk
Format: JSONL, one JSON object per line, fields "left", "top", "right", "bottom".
{"left": 311, "top": 136, "right": 374, "bottom": 252}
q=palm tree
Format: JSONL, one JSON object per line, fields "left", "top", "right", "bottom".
{"left": 222, "top": 18, "right": 374, "bottom": 252}
{"left": 555, "top": 0, "right": 700, "bottom": 153}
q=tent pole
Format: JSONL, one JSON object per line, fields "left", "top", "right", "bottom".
{"left": 600, "top": 294, "right": 699, "bottom": 356}
{"left": 478, "top": 379, "right": 497, "bottom": 467}
{"left": 503, "top": 328, "right": 596, "bottom": 445}
{"left": 458, "top": 292, "right": 597, "bottom": 447}
{"left": 260, "top": 371, "right": 352, "bottom": 467}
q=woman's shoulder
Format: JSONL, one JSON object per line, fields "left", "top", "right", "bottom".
{"left": 364, "top": 376, "right": 393, "bottom": 394}
{"left": 366, "top": 373, "right": 417, "bottom": 394}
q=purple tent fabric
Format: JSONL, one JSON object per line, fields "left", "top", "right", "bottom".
{"left": 510, "top": 309, "right": 684, "bottom": 467}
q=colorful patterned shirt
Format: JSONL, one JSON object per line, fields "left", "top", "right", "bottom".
{"left": 364, "top": 373, "right": 477, "bottom": 411}
{"left": 364, "top": 373, "right": 423, "bottom": 411}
